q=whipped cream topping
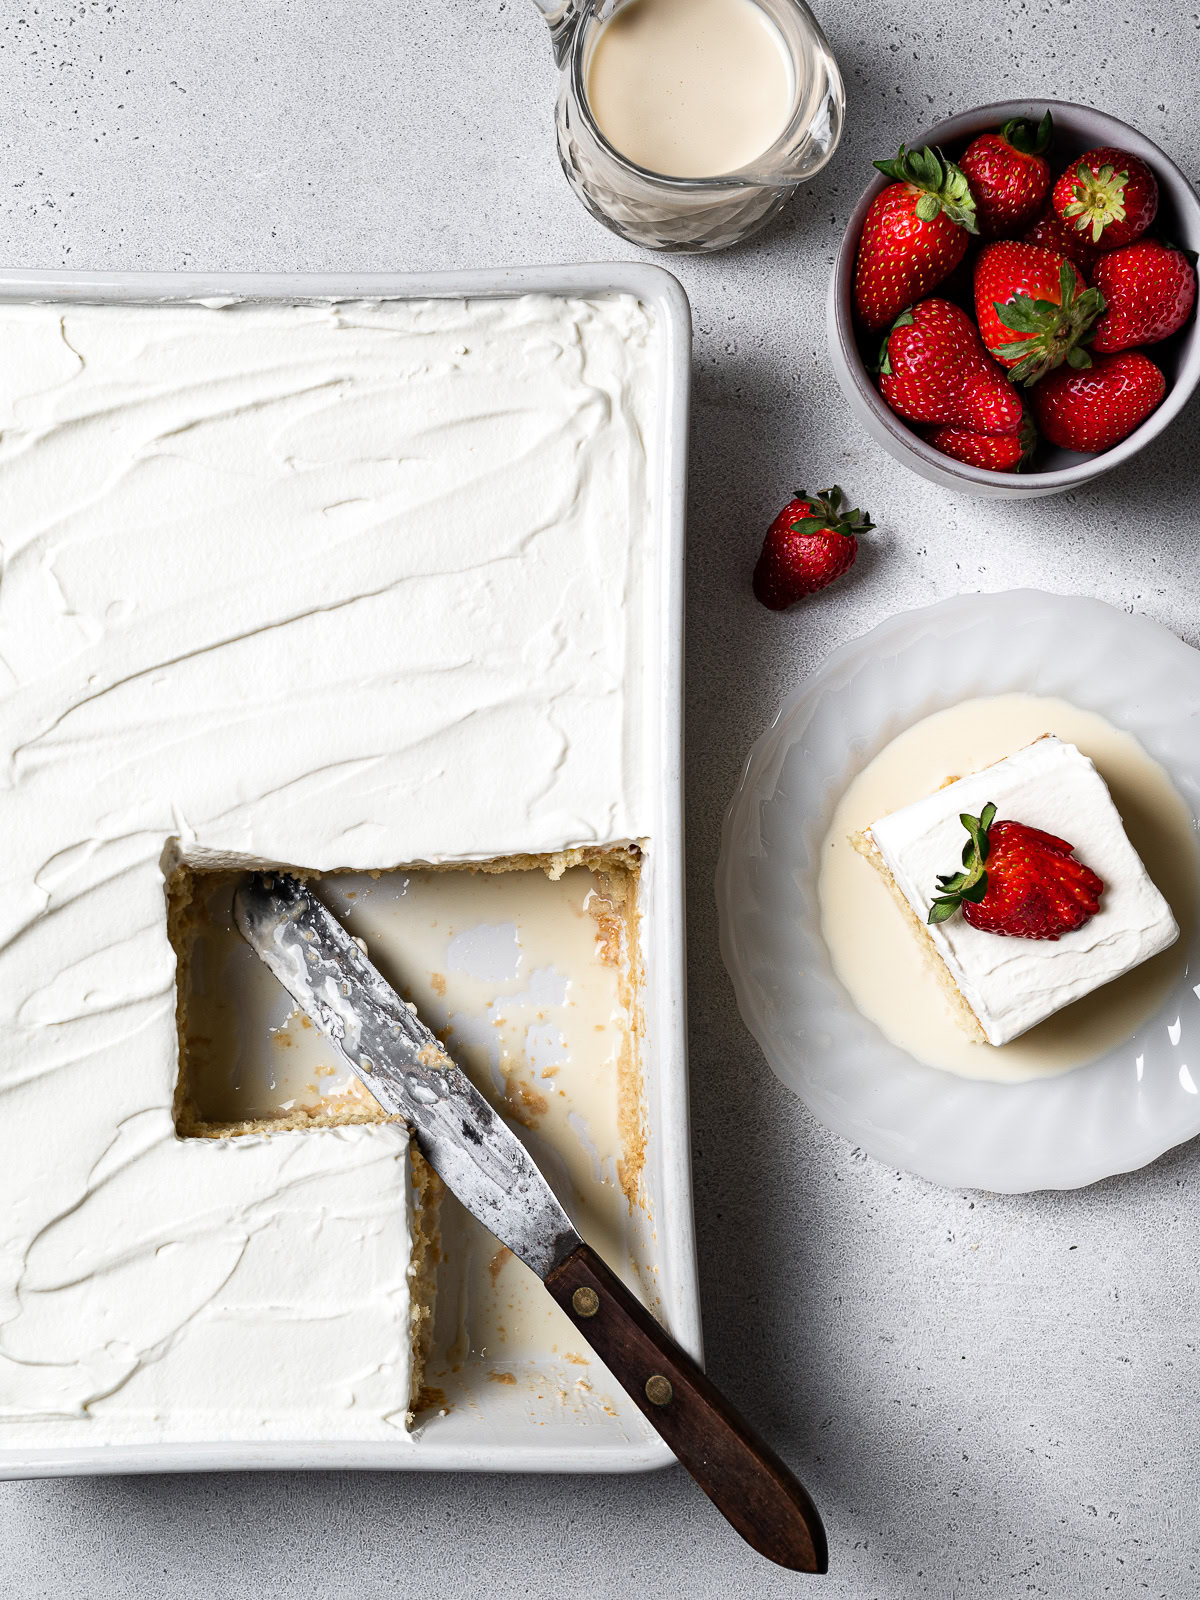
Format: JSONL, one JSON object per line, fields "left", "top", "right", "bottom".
{"left": 869, "top": 737, "right": 1180, "bottom": 1047}
{"left": 0, "top": 294, "right": 658, "bottom": 1446}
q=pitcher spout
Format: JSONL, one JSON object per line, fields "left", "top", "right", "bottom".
{"left": 758, "top": 13, "right": 844, "bottom": 186}
{"left": 528, "top": 0, "right": 580, "bottom": 66}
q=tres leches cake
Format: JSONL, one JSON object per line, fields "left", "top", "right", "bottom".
{"left": 0, "top": 292, "right": 658, "bottom": 1451}
{"left": 855, "top": 735, "right": 1179, "bottom": 1047}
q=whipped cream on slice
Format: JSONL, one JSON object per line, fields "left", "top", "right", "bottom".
{"left": 0, "top": 294, "right": 659, "bottom": 1448}
{"left": 869, "top": 737, "right": 1180, "bottom": 1046}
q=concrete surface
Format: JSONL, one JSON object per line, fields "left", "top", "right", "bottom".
{"left": 3, "top": 2, "right": 1199, "bottom": 1596}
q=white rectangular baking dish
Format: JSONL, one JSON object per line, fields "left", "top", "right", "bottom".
{"left": 0, "top": 262, "right": 695, "bottom": 1478}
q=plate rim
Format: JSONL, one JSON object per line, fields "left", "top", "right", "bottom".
{"left": 716, "top": 588, "right": 1200, "bottom": 1193}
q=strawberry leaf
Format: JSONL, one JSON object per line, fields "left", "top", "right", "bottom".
{"left": 912, "top": 147, "right": 941, "bottom": 189}
{"left": 928, "top": 898, "right": 961, "bottom": 925}
{"left": 927, "top": 803, "right": 997, "bottom": 924}
{"left": 1002, "top": 111, "right": 1053, "bottom": 157}
{"left": 995, "top": 336, "right": 1043, "bottom": 359}
{"left": 785, "top": 487, "right": 876, "bottom": 542}
{"left": 986, "top": 269, "right": 1106, "bottom": 386}
{"left": 1005, "top": 351, "right": 1042, "bottom": 385}
{"left": 1062, "top": 162, "right": 1130, "bottom": 244}
{"left": 872, "top": 145, "right": 978, "bottom": 233}
{"left": 872, "top": 308, "right": 915, "bottom": 375}
{"left": 994, "top": 294, "right": 1056, "bottom": 333}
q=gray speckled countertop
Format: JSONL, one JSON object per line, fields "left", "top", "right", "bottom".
{"left": 3, "top": 3, "right": 1199, "bottom": 1596}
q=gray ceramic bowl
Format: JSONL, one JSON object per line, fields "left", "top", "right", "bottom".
{"left": 826, "top": 100, "right": 1200, "bottom": 498}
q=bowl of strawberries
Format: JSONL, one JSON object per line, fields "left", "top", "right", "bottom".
{"left": 827, "top": 100, "right": 1200, "bottom": 496}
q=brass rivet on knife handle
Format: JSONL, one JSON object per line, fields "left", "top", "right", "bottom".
{"left": 645, "top": 1374, "right": 673, "bottom": 1406}
{"left": 545, "top": 1242, "right": 828, "bottom": 1574}
{"left": 572, "top": 1286, "right": 600, "bottom": 1318}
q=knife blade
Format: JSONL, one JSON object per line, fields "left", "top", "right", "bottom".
{"left": 233, "top": 869, "right": 827, "bottom": 1574}
{"left": 232, "top": 870, "right": 581, "bottom": 1280}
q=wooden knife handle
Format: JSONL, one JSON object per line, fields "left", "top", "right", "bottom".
{"left": 545, "top": 1242, "right": 828, "bottom": 1574}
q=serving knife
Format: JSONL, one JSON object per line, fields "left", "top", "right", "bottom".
{"left": 233, "top": 871, "right": 827, "bottom": 1573}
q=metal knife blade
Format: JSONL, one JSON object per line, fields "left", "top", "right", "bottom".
{"left": 234, "top": 872, "right": 829, "bottom": 1572}
{"left": 232, "top": 871, "right": 582, "bottom": 1280}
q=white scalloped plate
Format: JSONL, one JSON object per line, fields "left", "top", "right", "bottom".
{"left": 717, "top": 591, "right": 1200, "bottom": 1192}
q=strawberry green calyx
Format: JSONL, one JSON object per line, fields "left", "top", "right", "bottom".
{"left": 1061, "top": 160, "right": 1131, "bottom": 245}
{"left": 873, "top": 308, "right": 915, "bottom": 376}
{"left": 872, "top": 145, "right": 979, "bottom": 234}
{"left": 789, "top": 486, "right": 875, "bottom": 540}
{"left": 928, "top": 802, "right": 997, "bottom": 925}
{"left": 1001, "top": 111, "right": 1053, "bottom": 157}
{"left": 992, "top": 260, "right": 1106, "bottom": 386}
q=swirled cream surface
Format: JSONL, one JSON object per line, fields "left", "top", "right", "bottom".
{"left": 0, "top": 294, "right": 658, "bottom": 1446}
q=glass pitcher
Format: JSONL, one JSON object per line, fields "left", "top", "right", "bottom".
{"left": 531, "top": 0, "right": 845, "bottom": 253}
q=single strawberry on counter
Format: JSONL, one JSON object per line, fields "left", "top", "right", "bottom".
{"left": 959, "top": 112, "right": 1053, "bottom": 238}
{"left": 752, "top": 487, "right": 874, "bottom": 610}
{"left": 1022, "top": 206, "right": 1099, "bottom": 281}
{"left": 877, "top": 299, "right": 1025, "bottom": 432}
{"left": 926, "top": 411, "right": 1037, "bottom": 473}
{"left": 928, "top": 802, "right": 1104, "bottom": 941}
{"left": 974, "top": 240, "right": 1106, "bottom": 384}
{"left": 1031, "top": 351, "right": 1166, "bottom": 452}
{"left": 853, "top": 145, "right": 979, "bottom": 331}
{"left": 1052, "top": 146, "right": 1158, "bottom": 249}
{"left": 1091, "top": 238, "right": 1197, "bottom": 352}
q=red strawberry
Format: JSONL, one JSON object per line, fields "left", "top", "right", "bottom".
{"left": 1031, "top": 351, "right": 1165, "bottom": 452}
{"left": 752, "top": 487, "right": 874, "bottom": 609}
{"left": 1022, "top": 206, "right": 1099, "bottom": 281}
{"left": 1051, "top": 146, "right": 1158, "bottom": 249}
{"left": 853, "top": 145, "right": 978, "bottom": 330}
{"left": 1091, "top": 239, "right": 1197, "bottom": 352}
{"left": 974, "top": 240, "right": 1105, "bottom": 384}
{"left": 877, "top": 299, "right": 1024, "bottom": 432}
{"left": 959, "top": 112, "right": 1053, "bottom": 238}
{"left": 926, "top": 411, "right": 1037, "bottom": 473}
{"left": 928, "top": 802, "right": 1104, "bottom": 941}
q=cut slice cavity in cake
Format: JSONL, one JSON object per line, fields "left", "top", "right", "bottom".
{"left": 854, "top": 736, "right": 1179, "bottom": 1046}
{"left": 170, "top": 849, "right": 645, "bottom": 1424}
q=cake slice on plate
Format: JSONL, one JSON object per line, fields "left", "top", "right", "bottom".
{"left": 854, "top": 735, "right": 1179, "bottom": 1046}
